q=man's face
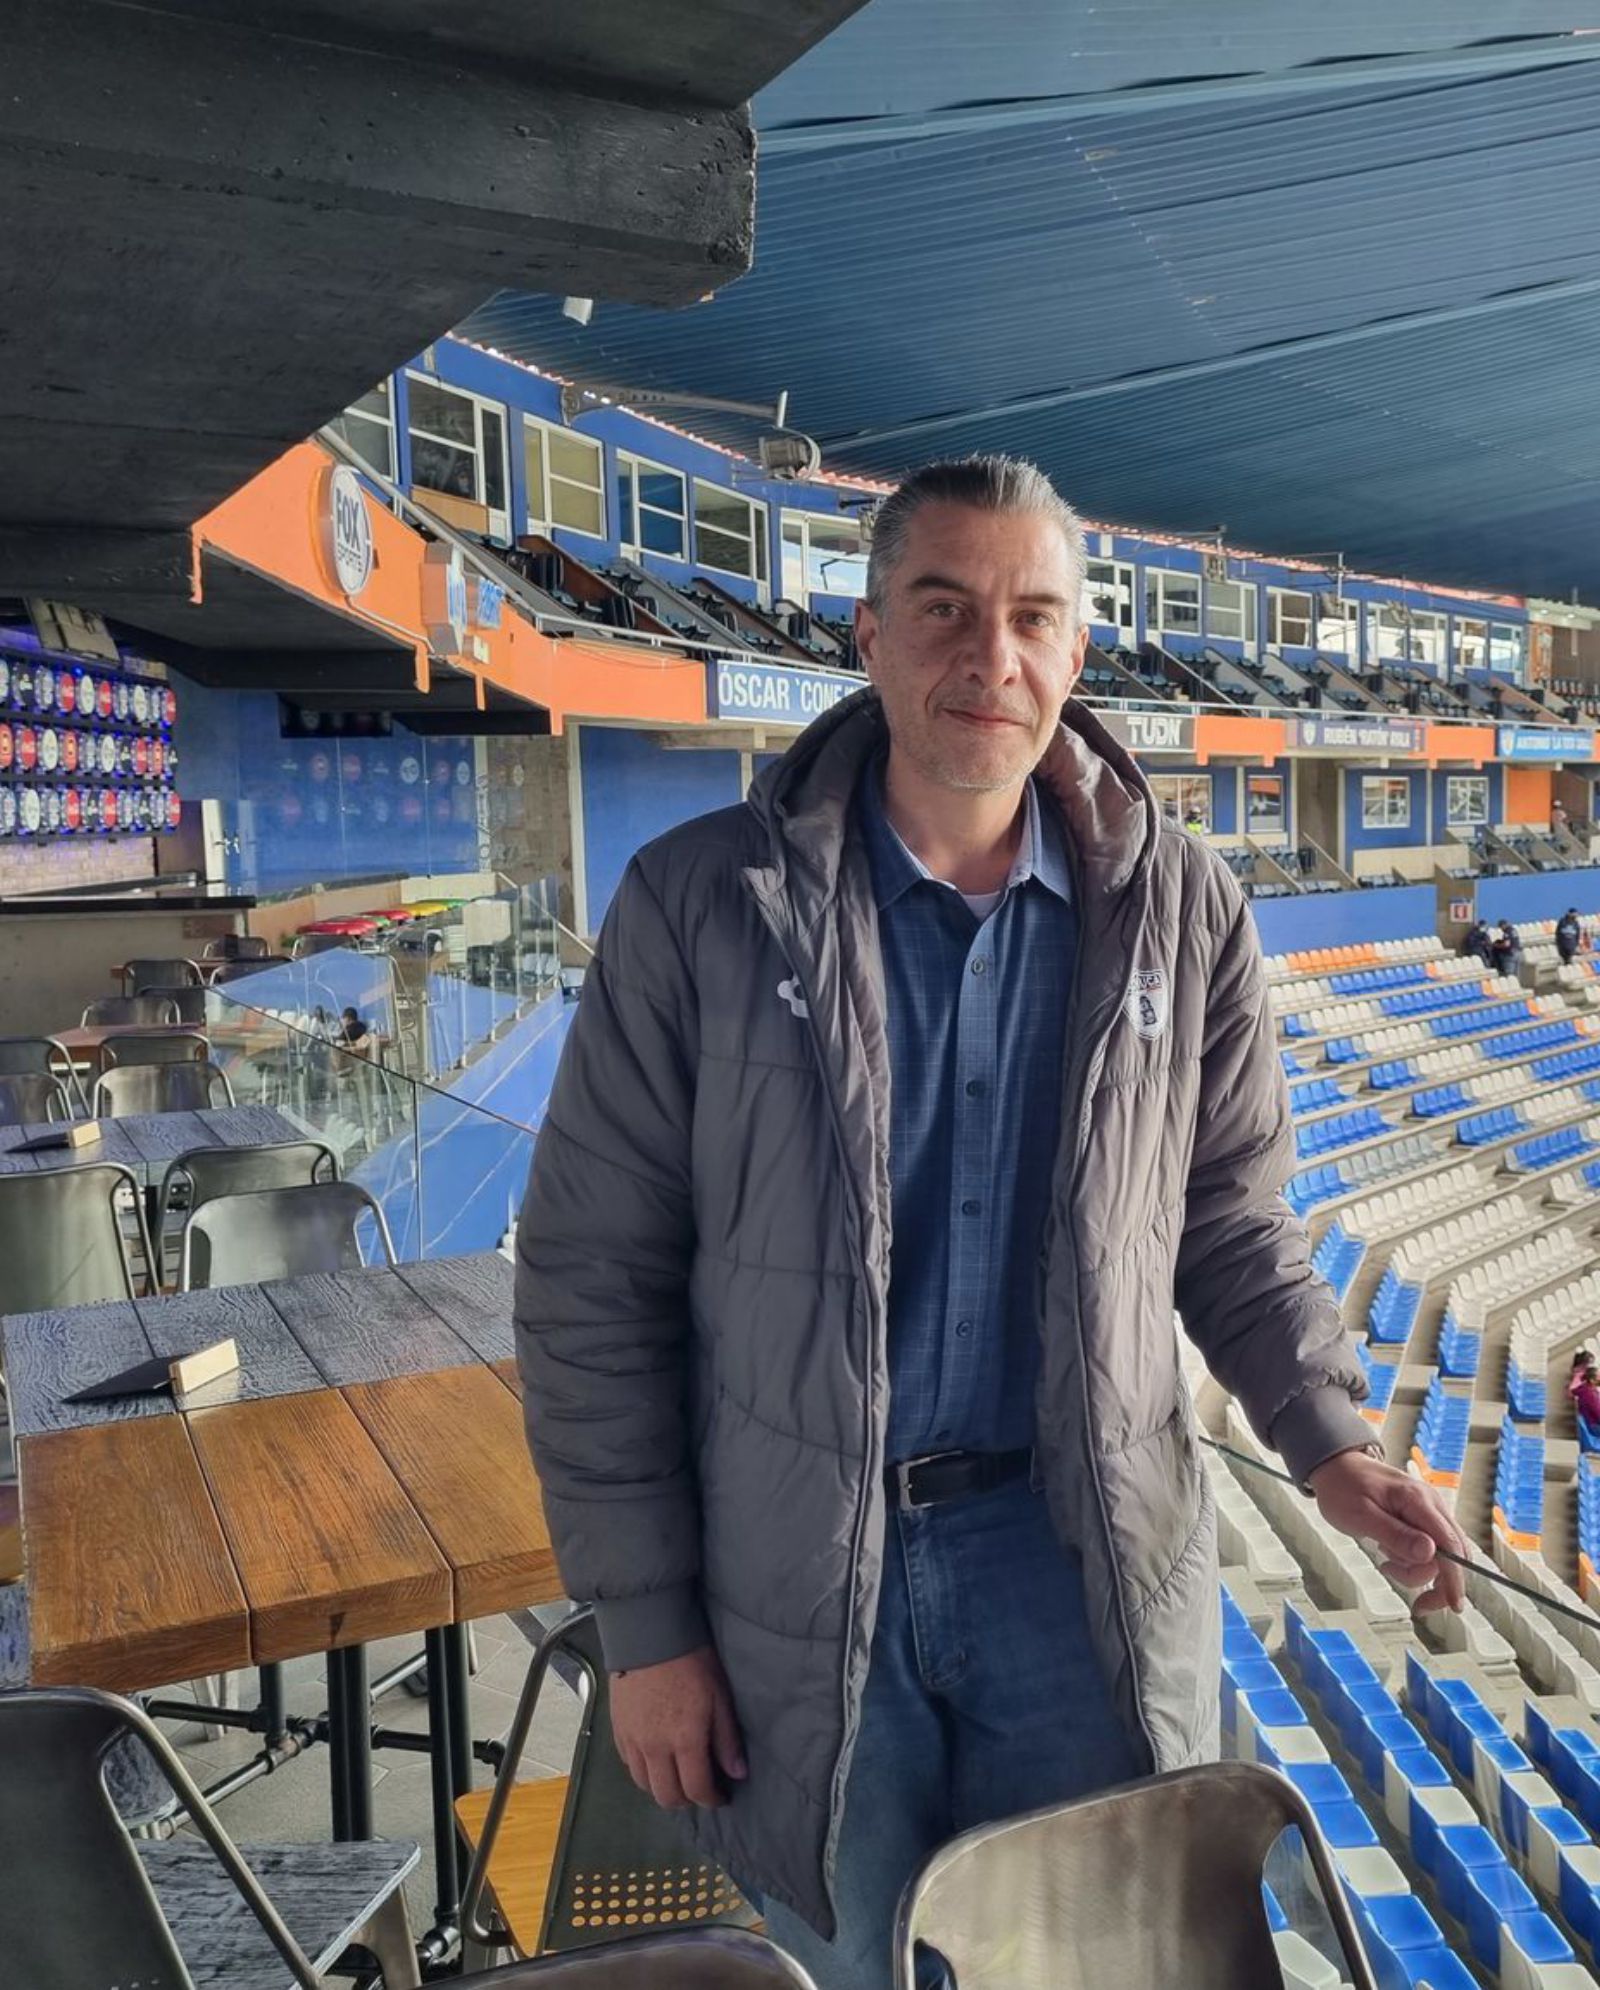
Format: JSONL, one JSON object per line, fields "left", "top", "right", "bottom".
{"left": 855, "top": 502, "right": 1088, "bottom": 793}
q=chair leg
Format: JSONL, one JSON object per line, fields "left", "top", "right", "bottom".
{"left": 353, "top": 1891, "right": 421, "bottom": 1989}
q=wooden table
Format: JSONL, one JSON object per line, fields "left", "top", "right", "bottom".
{"left": 52, "top": 1020, "right": 288, "bottom": 1074}
{"left": 0, "top": 1104, "right": 304, "bottom": 1184}
{"left": 6, "top": 1251, "right": 554, "bottom": 1906}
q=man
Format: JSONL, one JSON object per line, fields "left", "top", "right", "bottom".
{"left": 515, "top": 457, "right": 1465, "bottom": 1988}
{"left": 1461, "top": 918, "right": 1494, "bottom": 968}
{"left": 1493, "top": 919, "right": 1522, "bottom": 978}
{"left": 1558, "top": 908, "right": 1583, "bottom": 966}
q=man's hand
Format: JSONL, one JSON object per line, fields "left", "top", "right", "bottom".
{"left": 1308, "top": 1448, "right": 1468, "bottom": 1614}
{"left": 611, "top": 1646, "right": 747, "bottom": 1811}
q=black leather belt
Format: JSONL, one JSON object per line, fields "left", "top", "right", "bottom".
{"left": 887, "top": 1446, "right": 1034, "bottom": 1511}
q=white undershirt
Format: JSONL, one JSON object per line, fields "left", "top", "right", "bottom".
{"left": 959, "top": 887, "right": 1005, "bottom": 921}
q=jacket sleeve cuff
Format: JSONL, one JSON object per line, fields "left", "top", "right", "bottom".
{"left": 1271, "top": 1385, "right": 1376, "bottom": 1491}
{"left": 593, "top": 1584, "right": 710, "bottom": 1674}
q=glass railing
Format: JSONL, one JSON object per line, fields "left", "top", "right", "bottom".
{"left": 202, "top": 982, "right": 548, "bottom": 1263}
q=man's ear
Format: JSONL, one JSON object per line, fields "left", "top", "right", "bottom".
{"left": 855, "top": 597, "right": 882, "bottom": 682}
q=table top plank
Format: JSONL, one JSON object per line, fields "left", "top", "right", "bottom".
{"left": 0, "top": 1300, "right": 164, "bottom": 1436}
{"left": 392, "top": 1251, "right": 516, "bottom": 1365}
{"left": 186, "top": 1389, "right": 452, "bottom": 1662}
{"left": 116, "top": 1109, "right": 218, "bottom": 1165}
{"left": 194, "top": 1103, "right": 306, "bottom": 1150}
{"left": 0, "top": 1107, "right": 302, "bottom": 1184}
{"left": 263, "top": 1266, "right": 483, "bottom": 1386}
{"left": 0, "top": 1121, "right": 145, "bottom": 1176}
{"left": 134, "top": 1283, "right": 326, "bottom": 1407}
{"left": 23, "top": 1418, "right": 250, "bottom": 1690}
{"left": 342, "top": 1366, "right": 560, "bottom": 1621}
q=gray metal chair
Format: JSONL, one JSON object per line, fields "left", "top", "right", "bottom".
{"left": 179, "top": 1180, "right": 396, "bottom": 1291}
{"left": 0, "top": 1162, "right": 154, "bottom": 1307}
{"left": 210, "top": 956, "right": 294, "bottom": 983}
{"left": 122, "top": 955, "right": 204, "bottom": 993}
{"left": 462, "top": 1610, "right": 758, "bottom": 1964}
{"left": 101, "top": 1029, "right": 210, "bottom": 1068}
{"left": 82, "top": 994, "right": 181, "bottom": 1027}
{"left": 92, "top": 1058, "right": 235, "bottom": 1117}
{"left": 0, "top": 1684, "right": 420, "bottom": 1990}
{"left": 893, "top": 1760, "right": 1378, "bottom": 1990}
{"left": 0, "top": 1034, "right": 87, "bottom": 1113}
{"left": 204, "top": 935, "right": 270, "bottom": 960}
{"left": 155, "top": 1137, "right": 338, "bottom": 1255}
{"left": 0, "top": 1071, "right": 73, "bottom": 1126}
{"left": 133, "top": 982, "right": 209, "bottom": 1025}
{"left": 460, "top": 1931, "right": 817, "bottom": 1986}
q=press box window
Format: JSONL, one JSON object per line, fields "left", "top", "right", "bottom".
{"left": 617, "top": 454, "right": 687, "bottom": 558}
{"left": 1446, "top": 775, "right": 1489, "bottom": 828}
{"left": 695, "top": 481, "right": 768, "bottom": 583}
{"left": 1082, "top": 560, "right": 1135, "bottom": 636}
{"left": 526, "top": 420, "right": 605, "bottom": 537}
{"left": 1267, "top": 589, "right": 1313, "bottom": 649}
{"left": 329, "top": 380, "right": 394, "bottom": 479}
{"left": 1315, "top": 598, "right": 1360, "bottom": 655}
{"left": 1150, "top": 772, "right": 1212, "bottom": 831}
{"left": 1361, "top": 776, "right": 1411, "bottom": 829}
{"left": 1204, "top": 578, "right": 1257, "bottom": 646}
{"left": 1145, "top": 569, "right": 1200, "bottom": 637}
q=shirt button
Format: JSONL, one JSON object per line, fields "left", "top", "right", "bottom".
{"left": 965, "top": 1078, "right": 986, "bottom": 1098}
{"left": 971, "top": 958, "right": 990, "bottom": 976}
{"left": 955, "top": 1319, "right": 975, "bottom": 1338}
{"left": 961, "top": 1198, "right": 981, "bottom": 1216}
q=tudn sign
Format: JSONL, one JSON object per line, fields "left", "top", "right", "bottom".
{"left": 325, "top": 465, "right": 374, "bottom": 600}
{"left": 1101, "top": 708, "right": 1195, "bottom": 755}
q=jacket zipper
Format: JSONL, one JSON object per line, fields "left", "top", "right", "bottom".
{"left": 1052, "top": 848, "right": 1160, "bottom": 1767}
{"left": 742, "top": 871, "right": 879, "bottom": 1902}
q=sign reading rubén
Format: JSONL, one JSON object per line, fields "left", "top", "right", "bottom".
{"left": 1294, "top": 715, "right": 1427, "bottom": 755}
{"left": 1099, "top": 708, "right": 1195, "bottom": 756}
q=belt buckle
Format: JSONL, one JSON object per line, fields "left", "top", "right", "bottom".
{"left": 893, "top": 1449, "right": 965, "bottom": 1511}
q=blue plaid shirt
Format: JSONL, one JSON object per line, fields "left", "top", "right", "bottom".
{"left": 860, "top": 760, "right": 1078, "bottom": 1464}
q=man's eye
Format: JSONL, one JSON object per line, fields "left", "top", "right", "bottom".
{"left": 1018, "top": 611, "right": 1055, "bottom": 630}
{"left": 925, "top": 600, "right": 962, "bottom": 619}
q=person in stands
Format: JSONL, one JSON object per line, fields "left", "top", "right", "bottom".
{"left": 337, "top": 1006, "right": 374, "bottom": 1055}
{"left": 1558, "top": 908, "right": 1584, "bottom": 965}
{"left": 1553, "top": 797, "right": 1570, "bottom": 837}
{"left": 514, "top": 454, "right": 1468, "bottom": 1989}
{"left": 1567, "top": 1350, "right": 1595, "bottom": 1405}
{"left": 1491, "top": 920, "right": 1522, "bottom": 977}
{"left": 1574, "top": 1364, "right": 1600, "bottom": 1444}
{"left": 1461, "top": 919, "right": 1494, "bottom": 968}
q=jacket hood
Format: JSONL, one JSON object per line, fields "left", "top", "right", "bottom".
{"left": 746, "top": 687, "right": 1157, "bottom": 902}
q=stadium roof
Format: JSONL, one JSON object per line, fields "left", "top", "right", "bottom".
{"left": 463, "top": 4, "right": 1600, "bottom": 604}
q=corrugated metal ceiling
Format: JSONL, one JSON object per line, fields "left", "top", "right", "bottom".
{"left": 460, "top": 4, "right": 1600, "bottom": 599}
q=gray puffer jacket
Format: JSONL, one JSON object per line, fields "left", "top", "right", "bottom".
{"left": 515, "top": 690, "right": 1369, "bottom": 1933}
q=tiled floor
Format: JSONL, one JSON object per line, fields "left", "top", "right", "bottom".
{"left": 164, "top": 1611, "right": 586, "bottom": 1936}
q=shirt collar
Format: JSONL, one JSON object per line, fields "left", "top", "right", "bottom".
{"left": 861, "top": 756, "right": 1073, "bottom": 912}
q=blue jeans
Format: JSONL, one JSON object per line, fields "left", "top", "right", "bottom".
{"left": 762, "top": 1479, "right": 1143, "bottom": 1990}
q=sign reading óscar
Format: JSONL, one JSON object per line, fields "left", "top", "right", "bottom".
{"left": 709, "top": 660, "right": 859, "bottom": 723}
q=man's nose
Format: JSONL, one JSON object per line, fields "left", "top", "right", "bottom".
{"left": 961, "top": 615, "right": 1018, "bottom": 681}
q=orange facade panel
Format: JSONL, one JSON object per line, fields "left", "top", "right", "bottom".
{"left": 191, "top": 443, "right": 707, "bottom": 733}
{"left": 1192, "top": 712, "right": 1286, "bottom": 764}
{"left": 1423, "top": 723, "right": 1496, "bottom": 766}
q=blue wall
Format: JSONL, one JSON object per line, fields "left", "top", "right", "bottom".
{"left": 1250, "top": 883, "right": 1439, "bottom": 955}
{"left": 175, "top": 683, "right": 479, "bottom": 892}
{"left": 1343, "top": 768, "right": 1429, "bottom": 854}
{"left": 1478, "top": 867, "right": 1600, "bottom": 926}
{"left": 581, "top": 726, "right": 743, "bottom": 928}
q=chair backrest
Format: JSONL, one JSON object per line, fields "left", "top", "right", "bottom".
{"left": 179, "top": 1180, "right": 395, "bottom": 1290}
{"left": 0, "top": 1686, "right": 320, "bottom": 1990}
{"left": 101, "top": 1030, "right": 209, "bottom": 1068}
{"left": 0, "top": 1163, "right": 151, "bottom": 1309}
{"left": 81, "top": 995, "right": 180, "bottom": 1028}
{"left": 208, "top": 956, "right": 291, "bottom": 983}
{"left": 894, "top": 1761, "right": 1376, "bottom": 1990}
{"left": 92, "top": 1060, "right": 234, "bottom": 1118}
{"left": 124, "top": 956, "right": 203, "bottom": 992}
{"left": 0, "top": 1037, "right": 85, "bottom": 1115}
{"left": 156, "top": 1139, "right": 338, "bottom": 1246}
{"left": 463, "top": 1609, "right": 759, "bottom": 1960}
{"left": 0, "top": 1072, "right": 73, "bottom": 1126}
{"left": 203, "top": 935, "right": 269, "bottom": 960}
{"left": 132, "top": 984, "right": 208, "bottom": 1025}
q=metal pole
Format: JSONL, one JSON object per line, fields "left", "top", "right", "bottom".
{"left": 327, "top": 1645, "right": 374, "bottom": 1840}
{"left": 425, "top": 1625, "right": 461, "bottom": 1933}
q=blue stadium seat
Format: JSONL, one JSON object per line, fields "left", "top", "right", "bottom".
{"left": 1511, "top": 1125, "right": 1597, "bottom": 1172}
{"left": 1367, "top": 1058, "right": 1422, "bottom": 1091}
{"left": 1454, "top": 1104, "right": 1527, "bottom": 1146}
{"left": 1366, "top": 1265, "right": 1421, "bottom": 1346}
{"left": 1436, "top": 1310, "right": 1481, "bottom": 1379}
{"left": 1410, "top": 1083, "right": 1471, "bottom": 1118}
{"left": 1312, "top": 1221, "right": 1366, "bottom": 1301}
{"left": 1484, "top": 1019, "right": 1579, "bottom": 1058}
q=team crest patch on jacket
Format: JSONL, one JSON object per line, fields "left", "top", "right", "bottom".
{"left": 1127, "top": 967, "right": 1169, "bottom": 1040}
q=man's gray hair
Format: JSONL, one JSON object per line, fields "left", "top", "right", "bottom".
{"left": 864, "top": 455, "right": 1088, "bottom": 615}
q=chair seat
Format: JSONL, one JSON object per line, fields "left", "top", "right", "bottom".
{"left": 138, "top": 1836, "right": 419, "bottom": 1989}
{"left": 0, "top": 1481, "right": 21, "bottom": 1583}
{"left": 457, "top": 1774, "right": 570, "bottom": 1955}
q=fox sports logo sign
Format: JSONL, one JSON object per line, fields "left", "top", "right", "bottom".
{"left": 327, "top": 466, "right": 374, "bottom": 599}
